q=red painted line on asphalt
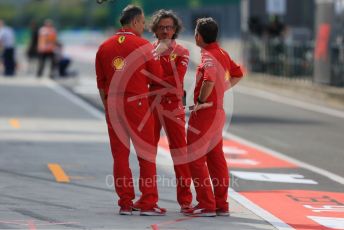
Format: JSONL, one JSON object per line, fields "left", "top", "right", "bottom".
{"left": 222, "top": 138, "right": 297, "bottom": 169}
{"left": 158, "top": 135, "right": 344, "bottom": 229}
{"left": 159, "top": 136, "right": 297, "bottom": 169}
{"left": 151, "top": 224, "right": 159, "bottom": 230}
{"left": 27, "top": 220, "right": 36, "bottom": 230}
{"left": 241, "top": 190, "right": 344, "bottom": 230}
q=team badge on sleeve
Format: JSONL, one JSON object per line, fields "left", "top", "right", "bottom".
{"left": 170, "top": 53, "right": 177, "bottom": 62}
{"left": 181, "top": 54, "right": 189, "bottom": 66}
{"left": 112, "top": 57, "right": 125, "bottom": 70}
{"left": 118, "top": 36, "right": 126, "bottom": 44}
{"left": 225, "top": 70, "right": 231, "bottom": 81}
{"left": 203, "top": 59, "right": 215, "bottom": 69}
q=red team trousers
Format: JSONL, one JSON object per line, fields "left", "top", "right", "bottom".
{"left": 187, "top": 108, "right": 229, "bottom": 211}
{"left": 186, "top": 42, "right": 242, "bottom": 212}
{"left": 149, "top": 41, "right": 192, "bottom": 207}
{"left": 96, "top": 28, "right": 164, "bottom": 211}
{"left": 105, "top": 96, "right": 159, "bottom": 210}
{"left": 151, "top": 96, "right": 192, "bottom": 207}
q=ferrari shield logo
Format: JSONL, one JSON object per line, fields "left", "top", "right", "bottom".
{"left": 170, "top": 53, "right": 177, "bottom": 61}
{"left": 118, "top": 36, "right": 126, "bottom": 44}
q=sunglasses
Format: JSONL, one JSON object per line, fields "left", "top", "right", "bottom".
{"left": 157, "top": 25, "right": 175, "bottom": 31}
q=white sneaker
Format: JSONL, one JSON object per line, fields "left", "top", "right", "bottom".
{"left": 140, "top": 206, "right": 166, "bottom": 216}
{"left": 184, "top": 206, "right": 216, "bottom": 217}
{"left": 119, "top": 207, "right": 132, "bottom": 215}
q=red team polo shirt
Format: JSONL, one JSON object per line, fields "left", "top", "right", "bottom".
{"left": 150, "top": 40, "right": 189, "bottom": 99}
{"left": 96, "top": 28, "right": 162, "bottom": 96}
{"left": 194, "top": 42, "right": 243, "bottom": 108}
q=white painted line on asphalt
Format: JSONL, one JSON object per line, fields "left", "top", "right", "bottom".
{"left": 224, "top": 132, "right": 344, "bottom": 185}
{"left": 235, "top": 85, "right": 344, "bottom": 119}
{"left": 74, "top": 86, "right": 99, "bottom": 95}
{"left": 44, "top": 80, "right": 105, "bottom": 120}
{"left": 229, "top": 188, "right": 294, "bottom": 230}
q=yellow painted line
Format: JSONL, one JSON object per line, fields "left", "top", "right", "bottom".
{"left": 48, "top": 163, "right": 70, "bottom": 183}
{"left": 9, "top": 118, "right": 20, "bottom": 129}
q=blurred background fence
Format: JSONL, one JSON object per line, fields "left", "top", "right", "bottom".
{"left": 243, "top": 37, "right": 344, "bottom": 86}
{"left": 0, "top": 0, "right": 343, "bottom": 86}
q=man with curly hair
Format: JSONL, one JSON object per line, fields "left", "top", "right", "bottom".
{"left": 132, "top": 9, "right": 193, "bottom": 214}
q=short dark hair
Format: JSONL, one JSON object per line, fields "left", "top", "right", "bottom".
{"left": 120, "top": 5, "right": 143, "bottom": 26}
{"left": 195, "top": 17, "right": 218, "bottom": 44}
{"left": 150, "top": 9, "right": 183, "bottom": 39}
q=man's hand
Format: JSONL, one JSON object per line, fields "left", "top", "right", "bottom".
{"left": 155, "top": 39, "right": 171, "bottom": 55}
{"left": 189, "top": 102, "right": 213, "bottom": 114}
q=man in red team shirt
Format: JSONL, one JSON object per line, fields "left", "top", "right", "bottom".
{"left": 132, "top": 9, "right": 193, "bottom": 213}
{"left": 185, "top": 18, "right": 243, "bottom": 217}
{"left": 95, "top": 5, "right": 166, "bottom": 216}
